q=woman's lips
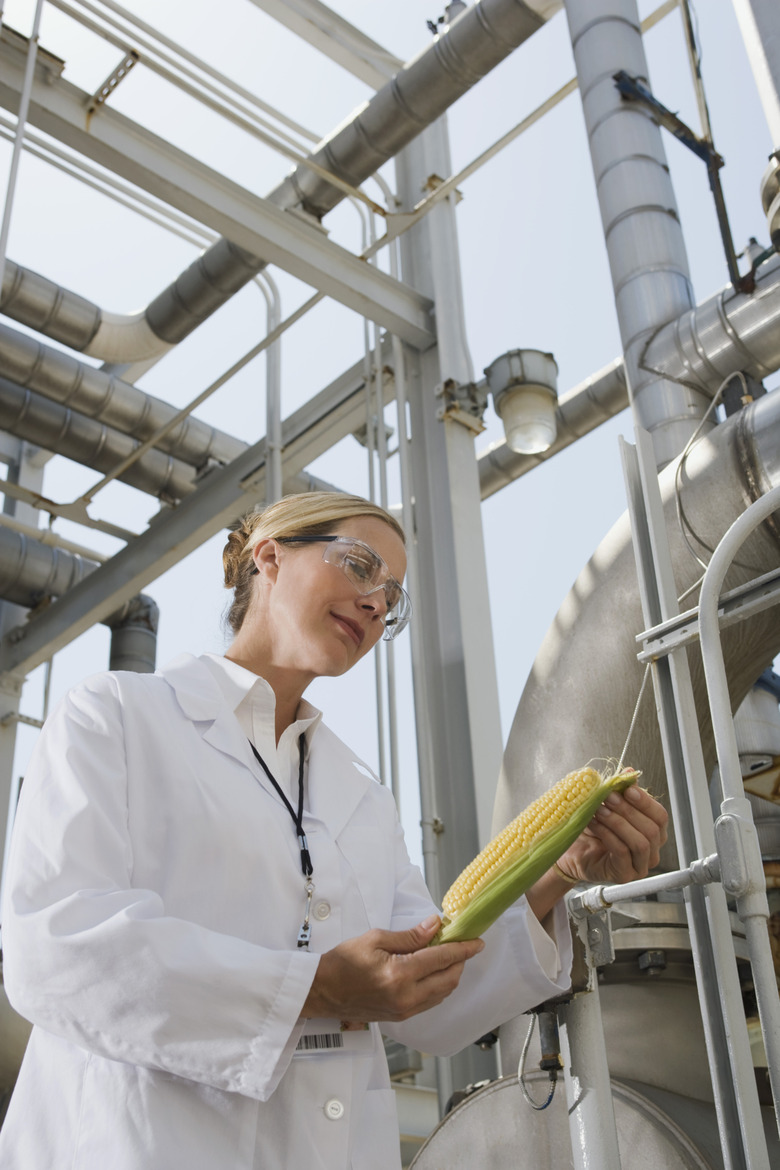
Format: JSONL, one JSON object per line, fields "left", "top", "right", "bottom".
{"left": 331, "top": 613, "right": 364, "bottom": 646}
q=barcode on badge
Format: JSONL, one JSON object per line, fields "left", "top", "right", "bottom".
{"left": 296, "top": 1032, "right": 345, "bottom": 1052}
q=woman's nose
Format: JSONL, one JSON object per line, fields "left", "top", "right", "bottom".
{"left": 358, "top": 588, "right": 387, "bottom": 615}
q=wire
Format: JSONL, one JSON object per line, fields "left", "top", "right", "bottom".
{"left": 673, "top": 371, "right": 767, "bottom": 577}
{"left": 518, "top": 1015, "right": 557, "bottom": 1111}
{"left": 617, "top": 663, "right": 652, "bottom": 773}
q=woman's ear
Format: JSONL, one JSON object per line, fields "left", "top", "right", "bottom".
{"left": 251, "top": 538, "right": 281, "bottom": 584}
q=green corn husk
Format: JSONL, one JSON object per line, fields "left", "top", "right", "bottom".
{"left": 432, "top": 765, "right": 640, "bottom": 945}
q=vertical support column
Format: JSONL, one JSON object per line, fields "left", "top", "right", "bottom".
{"left": 732, "top": 0, "right": 780, "bottom": 147}
{"left": 559, "top": 924, "right": 621, "bottom": 1170}
{"left": 0, "top": 439, "right": 48, "bottom": 886}
{"left": 0, "top": 670, "right": 23, "bottom": 899}
{"left": 395, "top": 118, "right": 503, "bottom": 1095}
{"left": 395, "top": 118, "right": 503, "bottom": 875}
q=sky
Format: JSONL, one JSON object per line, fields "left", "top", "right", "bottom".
{"left": 0, "top": 0, "right": 777, "bottom": 869}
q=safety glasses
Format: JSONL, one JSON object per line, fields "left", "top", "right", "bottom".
{"left": 277, "top": 535, "right": 411, "bottom": 640}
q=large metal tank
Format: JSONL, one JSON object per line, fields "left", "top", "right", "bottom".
{"left": 409, "top": 1074, "right": 779, "bottom": 1169}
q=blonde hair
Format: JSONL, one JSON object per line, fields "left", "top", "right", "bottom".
{"left": 222, "top": 492, "right": 405, "bottom": 634}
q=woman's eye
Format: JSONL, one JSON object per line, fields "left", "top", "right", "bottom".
{"left": 344, "top": 553, "right": 375, "bottom": 582}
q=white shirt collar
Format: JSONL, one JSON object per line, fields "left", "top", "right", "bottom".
{"left": 199, "top": 653, "right": 322, "bottom": 775}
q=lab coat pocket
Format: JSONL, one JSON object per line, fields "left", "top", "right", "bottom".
{"left": 351, "top": 1087, "right": 401, "bottom": 1170}
{"left": 336, "top": 826, "right": 394, "bottom": 929}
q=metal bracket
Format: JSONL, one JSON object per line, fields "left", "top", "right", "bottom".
{"left": 715, "top": 797, "right": 769, "bottom": 907}
{"left": 87, "top": 51, "right": 140, "bottom": 117}
{"left": 613, "top": 69, "right": 749, "bottom": 292}
{"left": 584, "top": 908, "right": 615, "bottom": 968}
{"left": 435, "top": 378, "right": 488, "bottom": 433}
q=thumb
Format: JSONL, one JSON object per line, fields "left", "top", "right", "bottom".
{"left": 384, "top": 914, "right": 442, "bottom": 955}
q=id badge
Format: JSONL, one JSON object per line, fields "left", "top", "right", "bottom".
{"left": 294, "top": 1018, "right": 373, "bottom": 1057}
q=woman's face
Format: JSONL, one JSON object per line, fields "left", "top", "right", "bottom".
{"left": 252, "top": 515, "right": 407, "bottom": 679}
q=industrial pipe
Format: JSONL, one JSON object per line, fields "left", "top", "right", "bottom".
{"left": 1, "top": 2, "right": 564, "bottom": 359}
{"left": 565, "top": 0, "right": 703, "bottom": 469}
{"left": 0, "top": 376, "right": 197, "bottom": 501}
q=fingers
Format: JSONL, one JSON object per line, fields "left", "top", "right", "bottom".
{"left": 590, "top": 786, "right": 668, "bottom": 879}
{"left": 302, "top": 923, "right": 485, "bottom": 1025}
{"left": 376, "top": 914, "right": 441, "bottom": 955}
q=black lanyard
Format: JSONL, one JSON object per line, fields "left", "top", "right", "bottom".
{"left": 248, "top": 734, "right": 312, "bottom": 877}
{"left": 248, "top": 734, "right": 315, "bottom": 948}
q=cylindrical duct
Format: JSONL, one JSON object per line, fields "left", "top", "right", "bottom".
{"left": 107, "top": 594, "right": 159, "bottom": 674}
{"left": 0, "top": 377, "right": 197, "bottom": 501}
{"left": 642, "top": 253, "right": 780, "bottom": 391}
{"left": 0, "top": 259, "right": 100, "bottom": 350}
{"left": 0, "top": 526, "right": 98, "bottom": 609}
{"left": 144, "top": 0, "right": 559, "bottom": 347}
{"left": 0, "top": 323, "right": 244, "bottom": 470}
{"left": 564, "top": 0, "right": 705, "bottom": 468}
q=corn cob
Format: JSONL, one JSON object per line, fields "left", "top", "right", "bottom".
{"left": 433, "top": 765, "right": 640, "bottom": 944}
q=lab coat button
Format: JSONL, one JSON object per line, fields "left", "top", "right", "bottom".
{"left": 324, "top": 1098, "right": 345, "bottom": 1120}
{"left": 314, "top": 901, "right": 331, "bottom": 920}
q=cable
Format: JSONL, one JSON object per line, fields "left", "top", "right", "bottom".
{"left": 518, "top": 1014, "right": 558, "bottom": 1111}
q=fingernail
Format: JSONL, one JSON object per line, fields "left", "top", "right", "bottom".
{"left": 421, "top": 915, "right": 440, "bottom": 931}
{"left": 625, "top": 784, "right": 642, "bottom": 802}
{"left": 606, "top": 793, "right": 621, "bottom": 808}
{"left": 598, "top": 804, "right": 612, "bottom": 816}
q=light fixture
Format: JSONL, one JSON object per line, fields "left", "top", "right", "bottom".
{"left": 484, "top": 349, "right": 559, "bottom": 454}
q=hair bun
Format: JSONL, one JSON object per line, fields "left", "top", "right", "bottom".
{"left": 222, "top": 527, "right": 248, "bottom": 588}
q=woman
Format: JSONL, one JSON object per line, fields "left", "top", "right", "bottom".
{"left": 0, "top": 492, "right": 666, "bottom": 1170}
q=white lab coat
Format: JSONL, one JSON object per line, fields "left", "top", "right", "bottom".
{"left": 0, "top": 654, "right": 572, "bottom": 1170}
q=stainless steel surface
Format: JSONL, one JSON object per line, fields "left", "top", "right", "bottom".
{"left": 564, "top": 0, "right": 703, "bottom": 470}
{"left": 409, "top": 1073, "right": 740, "bottom": 1169}
{"left": 0, "top": 525, "right": 98, "bottom": 609}
{"left": 0, "top": 377, "right": 197, "bottom": 501}
{"left": 643, "top": 255, "right": 780, "bottom": 394}
{"left": 495, "top": 388, "right": 780, "bottom": 866}
{"left": 0, "top": 323, "right": 243, "bottom": 471}
{"left": 0, "top": 259, "right": 100, "bottom": 351}
{"left": 107, "top": 594, "right": 159, "bottom": 674}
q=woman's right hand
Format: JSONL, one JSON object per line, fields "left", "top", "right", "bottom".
{"left": 301, "top": 915, "right": 484, "bottom": 1023}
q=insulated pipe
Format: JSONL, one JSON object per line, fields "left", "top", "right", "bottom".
{"left": 0, "top": 377, "right": 197, "bottom": 501}
{"left": 65, "top": 0, "right": 563, "bottom": 356}
{"left": 493, "top": 387, "right": 780, "bottom": 875}
{"left": 0, "top": 258, "right": 100, "bottom": 350}
{"left": 564, "top": 0, "right": 704, "bottom": 469}
{"left": 0, "top": 323, "right": 244, "bottom": 470}
{"left": 107, "top": 594, "right": 159, "bottom": 674}
{"left": 0, "top": 525, "right": 98, "bottom": 609}
{"left": 642, "top": 252, "right": 780, "bottom": 391}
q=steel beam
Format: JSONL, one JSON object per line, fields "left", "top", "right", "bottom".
{"left": 0, "top": 28, "right": 433, "bottom": 350}
{"left": 246, "top": 0, "right": 401, "bottom": 88}
{"left": 0, "top": 354, "right": 394, "bottom": 677}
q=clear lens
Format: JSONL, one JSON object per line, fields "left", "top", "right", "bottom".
{"left": 323, "top": 538, "right": 411, "bottom": 640}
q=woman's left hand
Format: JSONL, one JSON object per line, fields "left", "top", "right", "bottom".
{"left": 525, "top": 785, "right": 668, "bottom": 922}
{"left": 555, "top": 783, "right": 668, "bottom": 885}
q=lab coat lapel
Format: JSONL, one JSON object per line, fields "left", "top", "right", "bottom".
{"left": 157, "top": 654, "right": 274, "bottom": 798}
{"left": 307, "top": 724, "right": 374, "bottom": 840}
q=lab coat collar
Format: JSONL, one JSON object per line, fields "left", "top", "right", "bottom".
{"left": 157, "top": 654, "right": 377, "bottom": 838}
{"left": 156, "top": 654, "right": 278, "bottom": 795}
